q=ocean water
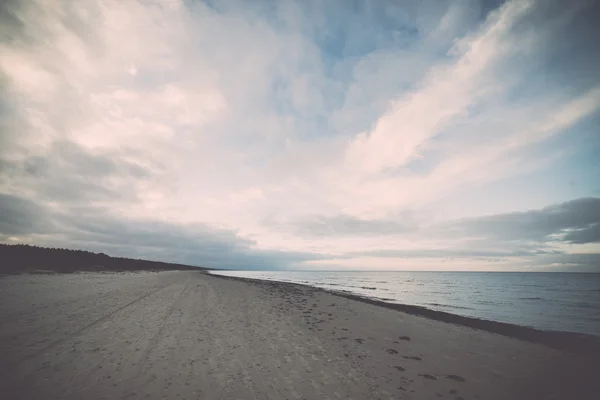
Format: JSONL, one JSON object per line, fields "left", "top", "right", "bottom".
{"left": 210, "top": 270, "right": 600, "bottom": 336}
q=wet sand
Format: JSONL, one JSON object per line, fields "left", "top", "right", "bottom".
{"left": 1, "top": 270, "right": 598, "bottom": 399}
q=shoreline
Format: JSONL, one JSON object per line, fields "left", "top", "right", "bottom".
{"left": 207, "top": 271, "right": 600, "bottom": 357}
{"left": 3, "top": 269, "right": 600, "bottom": 399}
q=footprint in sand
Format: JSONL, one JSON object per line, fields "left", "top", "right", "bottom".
{"left": 393, "top": 365, "right": 406, "bottom": 371}
{"left": 355, "top": 338, "right": 364, "bottom": 344}
{"left": 386, "top": 349, "right": 399, "bottom": 354}
{"left": 419, "top": 374, "right": 437, "bottom": 380}
{"left": 399, "top": 336, "right": 411, "bottom": 341}
{"left": 402, "top": 355, "right": 422, "bottom": 361}
{"left": 446, "top": 374, "right": 466, "bottom": 382}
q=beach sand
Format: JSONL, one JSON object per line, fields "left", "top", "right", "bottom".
{"left": 1, "top": 270, "right": 598, "bottom": 400}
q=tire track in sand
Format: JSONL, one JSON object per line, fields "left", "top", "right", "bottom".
{"left": 135, "top": 277, "right": 191, "bottom": 374}
{"left": 18, "top": 275, "right": 185, "bottom": 364}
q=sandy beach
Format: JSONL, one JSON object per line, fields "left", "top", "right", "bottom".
{"left": 1, "top": 270, "right": 598, "bottom": 400}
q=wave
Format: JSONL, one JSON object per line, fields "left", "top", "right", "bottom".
{"left": 574, "top": 302, "right": 598, "bottom": 309}
{"left": 426, "top": 303, "right": 474, "bottom": 310}
{"left": 323, "top": 284, "right": 384, "bottom": 291}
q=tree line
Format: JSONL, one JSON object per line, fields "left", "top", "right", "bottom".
{"left": 0, "top": 244, "right": 207, "bottom": 274}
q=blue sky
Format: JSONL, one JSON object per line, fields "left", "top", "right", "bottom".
{"left": 1, "top": 0, "right": 599, "bottom": 271}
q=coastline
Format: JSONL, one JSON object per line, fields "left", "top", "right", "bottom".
{"left": 207, "top": 271, "right": 600, "bottom": 357}
{"left": 2, "top": 270, "right": 599, "bottom": 399}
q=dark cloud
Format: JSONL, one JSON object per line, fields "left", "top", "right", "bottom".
{"left": 0, "top": 0, "right": 32, "bottom": 46}
{"left": 0, "top": 193, "right": 320, "bottom": 270}
{"left": 289, "top": 198, "right": 599, "bottom": 270}
{"left": 0, "top": 193, "right": 55, "bottom": 235}
{"left": 446, "top": 197, "right": 600, "bottom": 244}
{"left": 5, "top": 193, "right": 587, "bottom": 270}
{"left": 348, "top": 246, "right": 558, "bottom": 259}
{"left": 1, "top": 140, "right": 154, "bottom": 205}
{"left": 292, "top": 198, "right": 600, "bottom": 244}
{"left": 59, "top": 215, "right": 321, "bottom": 270}
{"left": 531, "top": 252, "right": 600, "bottom": 272}
{"left": 562, "top": 223, "right": 600, "bottom": 244}
{"left": 0, "top": 0, "right": 103, "bottom": 52}
{"left": 508, "top": 0, "right": 600, "bottom": 96}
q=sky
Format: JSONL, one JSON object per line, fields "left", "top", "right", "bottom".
{"left": 1, "top": 0, "right": 599, "bottom": 271}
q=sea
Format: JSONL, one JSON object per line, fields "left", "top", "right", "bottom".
{"left": 210, "top": 270, "right": 600, "bottom": 336}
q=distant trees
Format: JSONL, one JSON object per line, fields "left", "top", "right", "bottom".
{"left": 0, "top": 244, "right": 206, "bottom": 274}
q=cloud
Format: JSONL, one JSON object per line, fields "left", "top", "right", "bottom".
{"left": 344, "top": 0, "right": 536, "bottom": 175}
{"left": 1, "top": 0, "right": 599, "bottom": 270}
{"left": 1, "top": 140, "right": 153, "bottom": 207}
{"left": 0, "top": 193, "right": 320, "bottom": 269}
{"left": 562, "top": 224, "right": 600, "bottom": 244}
{"left": 289, "top": 213, "right": 418, "bottom": 237}
{"left": 0, "top": 193, "right": 54, "bottom": 235}
{"left": 348, "top": 247, "right": 557, "bottom": 259}
{"left": 444, "top": 197, "right": 600, "bottom": 244}
{"left": 286, "top": 198, "right": 600, "bottom": 270}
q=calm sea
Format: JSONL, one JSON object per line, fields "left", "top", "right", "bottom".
{"left": 210, "top": 270, "right": 600, "bottom": 336}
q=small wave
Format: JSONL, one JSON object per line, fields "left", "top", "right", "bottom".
{"left": 331, "top": 284, "right": 379, "bottom": 290}
{"left": 574, "top": 302, "right": 599, "bottom": 309}
{"left": 519, "top": 297, "right": 542, "bottom": 300}
{"left": 426, "top": 303, "right": 474, "bottom": 310}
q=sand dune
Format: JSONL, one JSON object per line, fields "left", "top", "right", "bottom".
{"left": 1, "top": 270, "right": 598, "bottom": 399}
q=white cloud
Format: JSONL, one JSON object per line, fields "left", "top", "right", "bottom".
{"left": 344, "top": 0, "right": 535, "bottom": 175}
{"left": 1, "top": 0, "right": 599, "bottom": 270}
